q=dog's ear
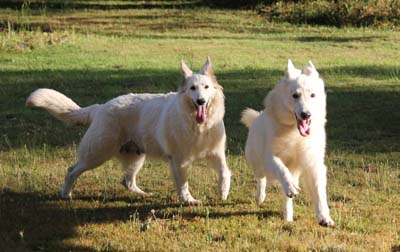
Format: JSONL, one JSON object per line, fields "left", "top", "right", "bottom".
{"left": 181, "top": 60, "right": 193, "bottom": 79}
{"left": 201, "top": 56, "right": 221, "bottom": 90}
{"left": 285, "top": 59, "right": 301, "bottom": 79}
{"left": 302, "top": 60, "right": 319, "bottom": 77}
{"left": 200, "top": 56, "right": 213, "bottom": 76}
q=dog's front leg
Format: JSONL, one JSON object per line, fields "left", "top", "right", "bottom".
{"left": 207, "top": 153, "right": 231, "bottom": 200}
{"left": 169, "top": 159, "right": 199, "bottom": 205}
{"left": 304, "top": 164, "right": 334, "bottom": 227}
{"left": 266, "top": 156, "right": 301, "bottom": 198}
{"left": 266, "top": 156, "right": 300, "bottom": 222}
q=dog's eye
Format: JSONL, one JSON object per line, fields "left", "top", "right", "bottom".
{"left": 205, "top": 85, "right": 209, "bottom": 89}
{"left": 190, "top": 86, "right": 196, "bottom": 91}
{"left": 292, "top": 93, "right": 300, "bottom": 99}
{"left": 311, "top": 93, "right": 316, "bottom": 98}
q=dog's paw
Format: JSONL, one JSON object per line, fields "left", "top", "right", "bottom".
{"left": 122, "top": 179, "right": 153, "bottom": 196}
{"left": 127, "top": 187, "right": 153, "bottom": 197}
{"left": 220, "top": 185, "right": 230, "bottom": 200}
{"left": 218, "top": 174, "right": 231, "bottom": 201}
{"left": 181, "top": 194, "right": 202, "bottom": 205}
{"left": 318, "top": 216, "right": 335, "bottom": 227}
{"left": 187, "top": 199, "right": 202, "bottom": 206}
{"left": 255, "top": 190, "right": 266, "bottom": 205}
{"left": 284, "top": 181, "right": 300, "bottom": 198}
{"left": 60, "top": 191, "right": 72, "bottom": 200}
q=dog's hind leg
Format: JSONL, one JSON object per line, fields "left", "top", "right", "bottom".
{"left": 61, "top": 124, "right": 119, "bottom": 199}
{"left": 304, "top": 164, "right": 334, "bottom": 227}
{"left": 252, "top": 162, "right": 267, "bottom": 205}
{"left": 61, "top": 154, "right": 112, "bottom": 200}
{"left": 61, "top": 154, "right": 111, "bottom": 199}
{"left": 119, "top": 153, "right": 151, "bottom": 196}
{"left": 61, "top": 161, "right": 94, "bottom": 199}
{"left": 255, "top": 176, "right": 267, "bottom": 205}
{"left": 207, "top": 153, "right": 231, "bottom": 200}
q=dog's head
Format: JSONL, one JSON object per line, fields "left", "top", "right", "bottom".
{"left": 280, "top": 60, "right": 326, "bottom": 137}
{"left": 180, "top": 57, "right": 222, "bottom": 124}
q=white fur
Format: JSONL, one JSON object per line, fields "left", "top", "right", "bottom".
{"left": 26, "top": 57, "right": 231, "bottom": 204}
{"left": 241, "top": 60, "right": 334, "bottom": 226}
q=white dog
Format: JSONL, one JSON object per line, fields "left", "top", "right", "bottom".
{"left": 26, "top": 57, "right": 231, "bottom": 204}
{"left": 241, "top": 60, "right": 334, "bottom": 226}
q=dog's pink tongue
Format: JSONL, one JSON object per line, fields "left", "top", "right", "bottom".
{"left": 196, "top": 105, "right": 206, "bottom": 124}
{"left": 298, "top": 119, "right": 311, "bottom": 137}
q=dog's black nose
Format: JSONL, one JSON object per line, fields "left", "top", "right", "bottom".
{"left": 196, "top": 98, "right": 206, "bottom": 106}
{"left": 300, "top": 111, "right": 311, "bottom": 120}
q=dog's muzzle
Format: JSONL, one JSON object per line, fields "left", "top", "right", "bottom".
{"left": 193, "top": 99, "right": 207, "bottom": 124}
{"left": 295, "top": 112, "right": 311, "bottom": 137}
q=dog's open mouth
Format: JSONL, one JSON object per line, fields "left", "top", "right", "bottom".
{"left": 295, "top": 115, "right": 311, "bottom": 137}
{"left": 194, "top": 102, "right": 207, "bottom": 124}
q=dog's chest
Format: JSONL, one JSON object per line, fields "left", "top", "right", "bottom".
{"left": 191, "top": 131, "right": 213, "bottom": 153}
{"left": 272, "top": 133, "right": 303, "bottom": 169}
{"left": 180, "top": 128, "right": 216, "bottom": 162}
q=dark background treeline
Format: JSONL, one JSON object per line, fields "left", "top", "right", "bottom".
{"left": 1, "top": 0, "right": 399, "bottom": 27}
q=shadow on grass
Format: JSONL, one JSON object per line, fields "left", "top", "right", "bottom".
{"left": 321, "top": 65, "right": 400, "bottom": 79}
{"left": 0, "top": 190, "right": 278, "bottom": 251}
{"left": 1, "top": 13, "right": 286, "bottom": 39}
{"left": 295, "top": 35, "right": 386, "bottom": 43}
{"left": 0, "top": 0, "right": 264, "bottom": 10}
{"left": 0, "top": 0, "right": 204, "bottom": 10}
{"left": 1, "top": 65, "right": 399, "bottom": 155}
{"left": 0, "top": 22, "right": 284, "bottom": 42}
{"left": 392, "top": 245, "right": 400, "bottom": 252}
{"left": 0, "top": 190, "right": 96, "bottom": 252}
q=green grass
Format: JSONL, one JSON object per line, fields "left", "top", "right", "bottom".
{"left": 1, "top": 3, "right": 400, "bottom": 252}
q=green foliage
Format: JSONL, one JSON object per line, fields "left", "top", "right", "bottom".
{"left": 260, "top": 0, "right": 400, "bottom": 27}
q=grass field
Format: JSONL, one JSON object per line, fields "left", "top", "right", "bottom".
{"left": 1, "top": 2, "right": 400, "bottom": 252}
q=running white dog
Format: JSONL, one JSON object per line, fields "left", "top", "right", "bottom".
{"left": 26, "top": 57, "right": 231, "bottom": 204}
{"left": 241, "top": 60, "right": 334, "bottom": 226}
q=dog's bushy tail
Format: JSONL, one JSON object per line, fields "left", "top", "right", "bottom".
{"left": 26, "top": 88, "right": 98, "bottom": 126}
{"left": 240, "top": 108, "right": 260, "bottom": 128}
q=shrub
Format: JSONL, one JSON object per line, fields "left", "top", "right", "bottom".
{"left": 259, "top": 0, "right": 400, "bottom": 27}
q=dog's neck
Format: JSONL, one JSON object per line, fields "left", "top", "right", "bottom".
{"left": 264, "top": 90, "right": 296, "bottom": 128}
